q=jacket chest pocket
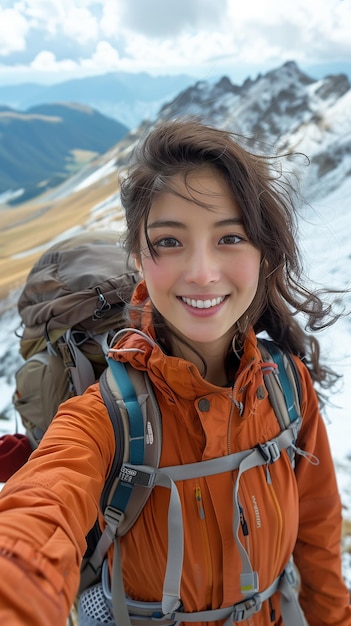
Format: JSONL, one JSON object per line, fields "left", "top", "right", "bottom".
{"left": 236, "top": 454, "right": 299, "bottom": 587}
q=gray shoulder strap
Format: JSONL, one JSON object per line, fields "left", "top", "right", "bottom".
{"left": 80, "top": 361, "right": 162, "bottom": 593}
{"left": 103, "top": 362, "right": 163, "bottom": 534}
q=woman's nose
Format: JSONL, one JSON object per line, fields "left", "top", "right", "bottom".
{"left": 183, "top": 248, "right": 220, "bottom": 285}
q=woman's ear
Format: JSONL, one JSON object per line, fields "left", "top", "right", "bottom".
{"left": 260, "top": 256, "right": 269, "bottom": 274}
{"left": 133, "top": 255, "right": 143, "bottom": 277}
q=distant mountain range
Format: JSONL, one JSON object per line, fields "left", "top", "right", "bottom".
{"left": 0, "top": 102, "right": 128, "bottom": 200}
{"left": 1, "top": 60, "right": 350, "bottom": 217}
{"left": 2, "top": 61, "right": 349, "bottom": 204}
{"left": 1, "top": 59, "right": 350, "bottom": 284}
{"left": 0, "top": 71, "right": 196, "bottom": 129}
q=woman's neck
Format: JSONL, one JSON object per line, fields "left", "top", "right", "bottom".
{"left": 169, "top": 332, "right": 237, "bottom": 387}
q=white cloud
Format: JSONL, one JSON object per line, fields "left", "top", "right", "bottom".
{"left": 224, "top": 0, "right": 351, "bottom": 64}
{"left": 17, "top": 0, "right": 69, "bottom": 36}
{"left": 81, "top": 42, "right": 121, "bottom": 72}
{"left": 114, "top": 0, "right": 227, "bottom": 38}
{"left": 0, "top": 7, "right": 29, "bottom": 55}
{"left": 0, "top": 0, "right": 350, "bottom": 84}
{"left": 29, "top": 44, "right": 121, "bottom": 80}
{"left": 8, "top": 0, "right": 99, "bottom": 39}
{"left": 30, "top": 50, "right": 77, "bottom": 72}
{"left": 0, "top": 42, "right": 123, "bottom": 84}
{"left": 99, "top": 0, "right": 123, "bottom": 39}
{"left": 63, "top": 5, "right": 99, "bottom": 44}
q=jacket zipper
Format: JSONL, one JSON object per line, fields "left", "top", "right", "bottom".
{"left": 240, "top": 477, "right": 284, "bottom": 591}
{"left": 238, "top": 499, "right": 251, "bottom": 560}
{"left": 195, "top": 486, "right": 213, "bottom": 607}
{"left": 238, "top": 501, "right": 255, "bottom": 626}
{"left": 266, "top": 482, "right": 283, "bottom": 575}
{"left": 227, "top": 357, "right": 255, "bottom": 455}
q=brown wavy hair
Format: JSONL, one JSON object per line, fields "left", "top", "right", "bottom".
{"left": 121, "top": 118, "right": 342, "bottom": 392}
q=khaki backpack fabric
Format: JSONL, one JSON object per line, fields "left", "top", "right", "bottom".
{"left": 13, "top": 230, "right": 139, "bottom": 447}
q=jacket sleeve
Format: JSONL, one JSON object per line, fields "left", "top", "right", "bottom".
{"left": 0, "top": 382, "right": 115, "bottom": 626}
{"left": 292, "top": 360, "right": 351, "bottom": 625}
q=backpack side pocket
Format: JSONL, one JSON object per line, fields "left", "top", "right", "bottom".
{"left": 13, "top": 351, "right": 70, "bottom": 446}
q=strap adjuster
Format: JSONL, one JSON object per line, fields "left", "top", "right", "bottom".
{"left": 104, "top": 505, "right": 125, "bottom": 531}
{"left": 284, "top": 561, "right": 298, "bottom": 586}
{"left": 257, "top": 440, "right": 280, "bottom": 463}
{"left": 232, "top": 595, "right": 262, "bottom": 622}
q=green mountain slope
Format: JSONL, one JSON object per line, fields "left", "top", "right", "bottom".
{"left": 0, "top": 102, "right": 129, "bottom": 196}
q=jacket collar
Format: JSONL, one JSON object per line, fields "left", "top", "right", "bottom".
{"left": 109, "top": 281, "right": 264, "bottom": 412}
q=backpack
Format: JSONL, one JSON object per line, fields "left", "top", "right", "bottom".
{"left": 11, "top": 230, "right": 305, "bottom": 626}
{"left": 13, "top": 230, "right": 139, "bottom": 448}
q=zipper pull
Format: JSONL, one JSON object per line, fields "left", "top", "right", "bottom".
{"left": 195, "top": 487, "right": 205, "bottom": 520}
{"left": 239, "top": 504, "right": 249, "bottom": 536}
{"left": 94, "top": 287, "right": 111, "bottom": 319}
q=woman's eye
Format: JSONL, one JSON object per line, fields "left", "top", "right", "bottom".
{"left": 219, "top": 234, "right": 243, "bottom": 245}
{"left": 155, "top": 237, "right": 181, "bottom": 248}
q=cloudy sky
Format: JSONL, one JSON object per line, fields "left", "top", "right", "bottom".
{"left": 0, "top": 0, "right": 350, "bottom": 85}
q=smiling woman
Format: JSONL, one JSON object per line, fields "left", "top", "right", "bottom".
{"left": 133, "top": 167, "right": 261, "bottom": 384}
{"left": 0, "top": 119, "right": 350, "bottom": 626}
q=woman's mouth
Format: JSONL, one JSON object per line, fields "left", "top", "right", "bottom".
{"left": 180, "top": 296, "right": 226, "bottom": 309}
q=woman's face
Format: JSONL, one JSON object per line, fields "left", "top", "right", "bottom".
{"left": 135, "top": 167, "right": 261, "bottom": 353}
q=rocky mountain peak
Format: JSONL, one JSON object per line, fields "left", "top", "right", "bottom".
{"left": 120, "top": 61, "right": 351, "bottom": 205}
{"left": 314, "top": 73, "right": 350, "bottom": 101}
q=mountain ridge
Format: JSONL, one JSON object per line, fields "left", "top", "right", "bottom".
{"left": 156, "top": 61, "right": 351, "bottom": 201}
{"left": 1, "top": 59, "right": 350, "bottom": 298}
{"left": 0, "top": 102, "right": 129, "bottom": 200}
{"left": 0, "top": 71, "right": 196, "bottom": 129}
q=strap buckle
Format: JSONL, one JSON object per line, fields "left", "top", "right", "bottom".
{"left": 232, "top": 594, "right": 262, "bottom": 622}
{"left": 284, "top": 560, "right": 298, "bottom": 587}
{"left": 104, "top": 505, "right": 125, "bottom": 533}
{"left": 257, "top": 440, "right": 280, "bottom": 463}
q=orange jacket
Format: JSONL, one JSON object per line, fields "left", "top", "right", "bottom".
{"left": 0, "top": 291, "right": 350, "bottom": 625}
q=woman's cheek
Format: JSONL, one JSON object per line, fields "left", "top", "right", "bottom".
{"left": 143, "top": 257, "right": 174, "bottom": 282}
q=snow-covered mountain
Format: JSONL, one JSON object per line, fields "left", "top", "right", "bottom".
{"left": 158, "top": 61, "right": 351, "bottom": 201}
{"left": 1, "top": 60, "right": 351, "bottom": 588}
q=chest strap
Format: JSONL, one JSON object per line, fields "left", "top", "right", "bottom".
{"left": 103, "top": 558, "right": 304, "bottom": 625}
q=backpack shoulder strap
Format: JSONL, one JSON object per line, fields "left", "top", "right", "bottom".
{"left": 79, "top": 358, "right": 162, "bottom": 593}
{"left": 101, "top": 358, "right": 162, "bottom": 535}
{"left": 258, "top": 338, "right": 302, "bottom": 430}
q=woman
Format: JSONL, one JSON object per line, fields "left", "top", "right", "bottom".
{"left": 0, "top": 119, "right": 349, "bottom": 625}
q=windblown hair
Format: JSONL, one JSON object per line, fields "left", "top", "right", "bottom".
{"left": 121, "top": 118, "right": 342, "bottom": 393}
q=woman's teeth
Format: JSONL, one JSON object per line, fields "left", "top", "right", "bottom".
{"left": 181, "top": 296, "right": 225, "bottom": 309}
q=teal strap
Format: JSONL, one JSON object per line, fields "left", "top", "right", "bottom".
{"left": 107, "top": 359, "right": 145, "bottom": 513}
{"left": 261, "top": 341, "right": 299, "bottom": 423}
{"left": 107, "top": 359, "right": 145, "bottom": 463}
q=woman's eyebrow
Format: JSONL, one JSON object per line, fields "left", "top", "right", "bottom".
{"left": 147, "top": 217, "right": 243, "bottom": 230}
{"left": 147, "top": 219, "right": 186, "bottom": 230}
{"left": 214, "top": 218, "right": 244, "bottom": 227}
